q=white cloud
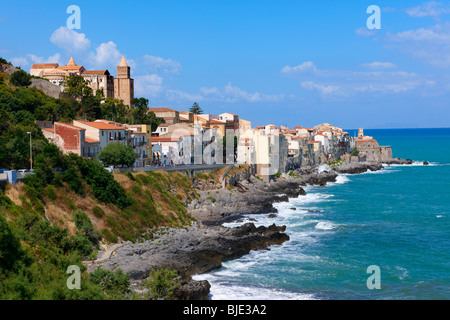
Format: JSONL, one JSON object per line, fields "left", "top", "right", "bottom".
{"left": 301, "top": 81, "right": 340, "bottom": 95}
{"left": 405, "top": 1, "right": 450, "bottom": 18}
{"left": 134, "top": 74, "right": 163, "bottom": 97}
{"left": 281, "top": 61, "right": 316, "bottom": 75}
{"left": 50, "top": 27, "right": 91, "bottom": 52}
{"left": 361, "top": 61, "right": 397, "bottom": 69}
{"left": 10, "top": 53, "right": 61, "bottom": 69}
{"left": 89, "top": 41, "right": 123, "bottom": 69}
{"left": 143, "top": 55, "right": 181, "bottom": 75}
{"left": 355, "top": 27, "right": 377, "bottom": 37}
{"left": 165, "top": 83, "right": 285, "bottom": 104}
{"left": 283, "top": 61, "right": 433, "bottom": 97}
{"left": 386, "top": 22, "right": 450, "bottom": 68}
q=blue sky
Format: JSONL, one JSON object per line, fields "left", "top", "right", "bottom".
{"left": 1, "top": 0, "right": 450, "bottom": 129}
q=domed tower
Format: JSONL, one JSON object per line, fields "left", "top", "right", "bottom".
{"left": 114, "top": 56, "right": 134, "bottom": 107}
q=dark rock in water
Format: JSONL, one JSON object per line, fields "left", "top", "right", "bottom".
{"left": 335, "top": 162, "right": 382, "bottom": 174}
{"left": 173, "top": 278, "right": 211, "bottom": 300}
{"left": 268, "top": 213, "right": 278, "bottom": 218}
{"left": 290, "top": 207, "right": 296, "bottom": 211}
{"left": 423, "top": 161, "right": 429, "bottom": 165}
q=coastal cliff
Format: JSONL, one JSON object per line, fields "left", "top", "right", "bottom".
{"left": 87, "top": 159, "right": 413, "bottom": 299}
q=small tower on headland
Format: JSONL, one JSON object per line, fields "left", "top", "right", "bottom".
{"left": 114, "top": 56, "right": 134, "bottom": 107}
{"left": 358, "top": 128, "right": 364, "bottom": 138}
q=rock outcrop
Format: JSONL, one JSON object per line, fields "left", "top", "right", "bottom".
{"left": 87, "top": 222, "right": 289, "bottom": 300}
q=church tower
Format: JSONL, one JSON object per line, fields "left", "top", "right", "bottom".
{"left": 114, "top": 56, "right": 134, "bottom": 107}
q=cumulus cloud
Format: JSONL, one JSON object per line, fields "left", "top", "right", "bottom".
{"left": 281, "top": 61, "right": 316, "bottom": 75}
{"left": 10, "top": 53, "right": 61, "bottom": 69}
{"left": 405, "top": 1, "right": 450, "bottom": 19}
{"left": 165, "top": 83, "right": 286, "bottom": 104}
{"left": 385, "top": 22, "right": 450, "bottom": 68}
{"left": 300, "top": 81, "right": 340, "bottom": 95}
{"left": 355, "top": 27, "right": 378, "bottom": 37}
{"left": 50, "top": 27, "right": 91, "bottom": 52}
{"left": 89, "top": 41, "right": 123, "bottom": 69}
{"left": 134, "top": 74, "right": 164, "bottom": 97}
{"left": 281, "top": 61, "right": 433, "bottom": 97}
{"left": 361, "top": 61, "right": 397, "bottom": 69}
{"left": 143, "top": 55, "right": 181, "bottom": 75}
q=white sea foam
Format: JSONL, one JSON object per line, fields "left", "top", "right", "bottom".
{"left": 315, "top": 221, "right": 338, "bottom": 230}
{"left": 383, "top": 161, "right": 441, "bottom": 167}
{"left": 327, "top": 174, "right": 350, "bottom": 185}
{"left": 195, "top": 280, "right": 317, "bottom": 300}
{"left": 362, "top": 168, "right": 399, "bottom": 175}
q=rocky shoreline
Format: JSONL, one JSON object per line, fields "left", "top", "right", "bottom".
{"left": 87, "top": 158, "right": 412, "bottom": 300}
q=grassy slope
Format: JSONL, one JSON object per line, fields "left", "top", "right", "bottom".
{"left": 3, "top": 170, "right": 198, "bottom": 244}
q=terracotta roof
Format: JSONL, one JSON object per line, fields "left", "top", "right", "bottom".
{"left": 308, "top": 141, "right": 320, "bottom": 144}
{"left": 67, "top": 57, "right": 77, "bottom": 66}
{"left": 31, "top": 63, "right": 58, "bottom": 69}
{"left": 209, "top": 119, "right": 226, "bottom": 124}
{"left": 355, "top": 139, "right": 377, "bottom": 143}
{"left": 149, "top": 107, "right": 177, "bottom": 112}
{"left": 75, "top": 120, "right": 124, "bottom": 130}
{"left": 152, "top": 136, "right": 178, "bottom": 142}
{"left": 85, "top": 138, "right": 99, "bottom": 143}
{"left": 55, "top": 122, "right": 85, "bottom": 130}
{"left": 294, "top": 126, "right": 303, "bottom": 129}
{"left": 82, "top": 70, "right": 109, "bottom": 75}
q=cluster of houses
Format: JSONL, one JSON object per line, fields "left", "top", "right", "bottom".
{"left": 36, "top": 106, "right": 393, "bottom": 175}
{"left": 38, "top": 120, "right": 151, "bottom": 168}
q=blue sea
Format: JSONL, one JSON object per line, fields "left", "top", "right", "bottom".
{"left": 193, "top": 128, "right": 450, "bottom": 300}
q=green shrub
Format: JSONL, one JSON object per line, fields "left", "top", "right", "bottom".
{"left": 73, "top": 210, "right": 101, "bottom": 245}
{"left": 45, "top": 185, "right": 57, "bottom": 201}
{"left": 89, "top": 268, "right": 130, "bottom": 300}
{"left": 92, "top": 206, "right": 105, "bottom": 219}
{"left": 351, "top": 148, "right": 360, "bottom": 156}
{"left": 145, "top": 267, "right": 180, "bottom": 300}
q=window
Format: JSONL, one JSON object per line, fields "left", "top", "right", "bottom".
{"left": 102, "top": 131, "right": 104, "bottom": 136}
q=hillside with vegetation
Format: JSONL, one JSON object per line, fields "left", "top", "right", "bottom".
{"left": 0, "top": 59, "right": 196, "bottom": 299}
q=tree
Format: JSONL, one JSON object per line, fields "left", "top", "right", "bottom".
{"left": 189, "top": 102, "right": 203, "bottom": 114}
{"left": 129, "top": 97, "right": 165, "bottom": 131}
{"left": 145, "top": 267, "right": 180, "bottom": 300}
{"left": 64, "top": 75, "right": 93, "bottom": 100}
{"left": 97, "top": 142, "right": 137, "bottom": 167}
{"left": 9, "top": 70, "right": 32, "bottom": 87}
{"left": 351, "top": 148, "right": 360, "bottom": 156}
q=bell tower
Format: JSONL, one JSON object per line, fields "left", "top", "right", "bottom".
{"left": 114, "top": 56, "right": 134, "bottom": 107}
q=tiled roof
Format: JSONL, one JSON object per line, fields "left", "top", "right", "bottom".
{"left": 31, "top": 63, "right": 58, "bottom": 69}
{"left": 75, "top": 120, "right": 124, "bottom": 130}
{"left": 85, "top": 138, "right": 99, "bottom": 143}
{"left": 209, "top": 119, "right": 226, "bottom": 124}
{"left": 152, "top": 136, "right": 179, "bottom": 142}
{"left": 149, "top": 107, "right": 177, "bottom": 112}
{"left": 82, "top": 70, "right": 109, "bottom": 75}
{"left": 55, "top": 122, "right": 85, "bottom": 130}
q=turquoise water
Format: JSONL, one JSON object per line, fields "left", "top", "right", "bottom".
{"left": 194, "top": 128, "right": 450, "bottom": 300}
